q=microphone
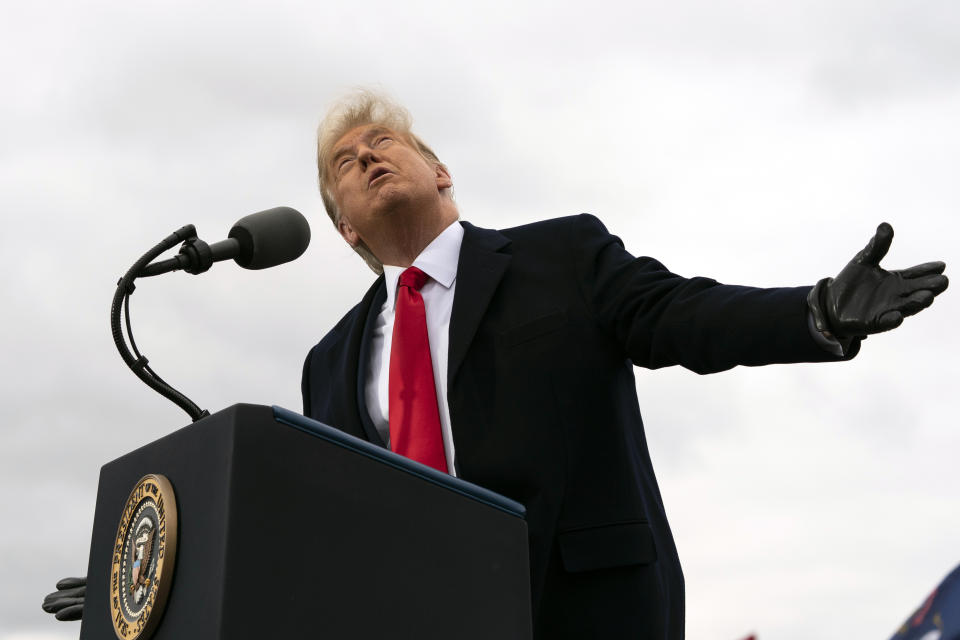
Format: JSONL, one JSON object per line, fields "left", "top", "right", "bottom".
{"left": 113, "top": 206, "right": 312, "bottom": 422}
{"left": 139, "top": 207, "right": 311, "bottom": 277}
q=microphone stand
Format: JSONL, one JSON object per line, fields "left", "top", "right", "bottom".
{"left": 110, "top": 224, "right": 211, "bottom": 422}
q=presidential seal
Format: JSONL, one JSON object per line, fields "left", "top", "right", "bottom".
{"left": 110, "top": 474, "right": 178, "bottom": 640}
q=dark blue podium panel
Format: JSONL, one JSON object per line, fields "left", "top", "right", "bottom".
{"left": 81, "top": 404, "right": 531, "bottom": 640}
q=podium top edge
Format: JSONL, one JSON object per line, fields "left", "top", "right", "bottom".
{"left": 271, "top": 406, "right": 527, "bottom": 519}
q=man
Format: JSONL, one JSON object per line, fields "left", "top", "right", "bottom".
{"left": 44, "top": 91, "right": 948, "bottom": 637}
{"left": 300, "top": 91, "right": 947, "bottom": 638}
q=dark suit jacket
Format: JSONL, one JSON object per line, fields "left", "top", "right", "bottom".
{"left": 302, "top": 214, "right": 856, "bottom": 639}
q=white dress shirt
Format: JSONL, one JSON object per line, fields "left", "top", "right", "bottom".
{"left": 364, "top": 221, "right": 464, "bottom": 476}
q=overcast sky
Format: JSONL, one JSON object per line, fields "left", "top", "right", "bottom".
{"left": 2, "top": 1, "right": 958, "bottom": 638}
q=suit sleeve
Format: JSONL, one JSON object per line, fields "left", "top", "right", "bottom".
{"left": 572, "top": 214, "right": 858, "bottom": 374}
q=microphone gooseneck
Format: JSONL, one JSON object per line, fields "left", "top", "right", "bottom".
{"left": 111, "top": 224, "right": 210, "bottom": 421}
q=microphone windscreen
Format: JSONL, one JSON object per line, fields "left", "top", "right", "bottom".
{"left": 228, "top": 207, "right": 311, "bottom": 270}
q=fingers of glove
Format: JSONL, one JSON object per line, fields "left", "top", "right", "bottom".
{"left": 896, "top": 289, "right": 936, "bottom": 317}
{"left": 55, "top": 603, "right": 84, "bottom": 621}
{"left": 42, "top": 591, "right": 65, "bottom": 606}
{"left": 46, "top": 586, "right": 85, "bottom": 599}
{"left": 895, "top": 261, "right": 946, "bottom": 279}
{"left": 55, "top": 577, "right": 86, "bottom": 590}
{"left": 856, "top": 222, "right": 894, "bottom": 266}
{"left": 42, "top": 596, "right": 83, "bottom": 613}
{"left": 900, "top": 274, "right": 949, "bottom": 296}
{"left": 877, "top": 310, "right": 904, "bottom": 331}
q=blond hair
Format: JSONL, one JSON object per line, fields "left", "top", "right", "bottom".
{"left": 316, "top": 89, "right": 449, "bottom": 274}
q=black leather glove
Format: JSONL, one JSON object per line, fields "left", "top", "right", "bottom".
{"left": 41, "top": 576, "right": 85, "bottom": 621}
{"left": 808, "top": 222, "right": 948, "bottom": 339}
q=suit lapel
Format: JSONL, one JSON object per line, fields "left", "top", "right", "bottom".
{"left": 323, "top": 274, "right": 386, "bottom": 444}
{"left": 356, "top": 279, "right": 388, "bottom": 447}
{"left": 448, "top": 221, "right": 512, "bottom": 387}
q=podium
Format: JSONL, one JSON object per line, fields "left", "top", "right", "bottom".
{"left": 79, "top": 404, "right": 532, "bottom": 639}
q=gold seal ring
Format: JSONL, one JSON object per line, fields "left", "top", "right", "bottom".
{"left": 109, "top": 474, "right": 178, "bottom": 640}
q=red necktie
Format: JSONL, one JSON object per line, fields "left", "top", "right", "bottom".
{"left": 389, "top": 267, "right": 448, "bottom": 473}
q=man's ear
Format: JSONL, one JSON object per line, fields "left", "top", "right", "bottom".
{"left": 337, "top": 217, "right": 359, "bottom": 247}
{"left": 434, "top": 163, "right": 453, "bottom": 191}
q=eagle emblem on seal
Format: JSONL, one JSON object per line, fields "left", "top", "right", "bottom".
{"left": 129, "top": 517, "right": 156, "bottom": 602}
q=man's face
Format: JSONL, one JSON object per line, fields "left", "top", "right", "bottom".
{"left": 328, "top": 124, "right": 452, "bottom": 249}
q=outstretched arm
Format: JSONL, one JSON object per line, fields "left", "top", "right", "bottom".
{"left": 572, "top": 214, "right": 853, "bottom": 373}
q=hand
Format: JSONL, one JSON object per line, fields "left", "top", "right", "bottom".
{"left": 807, "top": 223, "right": 948, "bottom": 339}
{"left": 41, "top": 576, "right": 85, "bottom": 621}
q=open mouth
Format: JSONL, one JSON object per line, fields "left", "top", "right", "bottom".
{"left": 368, "top": 167, "right": 392, "bottom": 186}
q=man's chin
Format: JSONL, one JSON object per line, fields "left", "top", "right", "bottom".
{"left": 369, "top": 186, "right": 423, "bottom": 216}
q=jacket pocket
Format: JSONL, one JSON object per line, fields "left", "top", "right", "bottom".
{"left": 558, "top": 521, "right": 657, "bottom": 573}
{"left": 499, "top": 310, "right": 567, "bottom": 348}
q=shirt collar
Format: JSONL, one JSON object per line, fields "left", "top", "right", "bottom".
{"left": 382, "top": 220, "right": 464, "bottom": 307}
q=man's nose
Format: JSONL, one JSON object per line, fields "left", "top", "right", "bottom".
{"left": 358, "top": 145, "right": 380, "bottom": 170}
